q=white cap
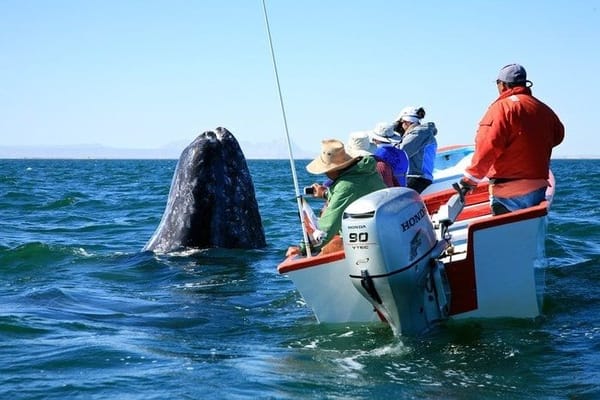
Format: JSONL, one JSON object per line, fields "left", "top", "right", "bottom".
{"left": 370, "top": 122, "right": 402, "bottom": 144}
{"left": 346, "top": 131, "right": 377, "bottom": 157}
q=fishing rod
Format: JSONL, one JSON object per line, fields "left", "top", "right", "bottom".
{"left": 261, "top": 0, "right": 313, "bottom": 257}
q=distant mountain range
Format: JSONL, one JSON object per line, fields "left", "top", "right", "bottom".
{"left": 0, "top": 142, "right": 594, "bottom": 160}
{"left": 0, "top": 139, "right": 314, "bottom": 160}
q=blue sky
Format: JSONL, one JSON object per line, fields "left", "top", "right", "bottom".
{"left": 1, "top": 1, "right": 598, "bottom": 157}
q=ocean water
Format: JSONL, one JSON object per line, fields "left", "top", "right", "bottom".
{"left": 0, "top": 158, "right": 598, "bottom": 400}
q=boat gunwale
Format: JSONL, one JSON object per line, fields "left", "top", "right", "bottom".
{"left": 278, "top": 194, "right": 550, "bottom": 275}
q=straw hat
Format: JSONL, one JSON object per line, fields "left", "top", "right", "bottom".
{"left": 306, "top": 139, "right": 358, "bottom": 174}
{"left": 346, "top": 131, "right": 377, "bottom": 157}
{"left": 370, "top": 122, "right": 402, "bottom": 144}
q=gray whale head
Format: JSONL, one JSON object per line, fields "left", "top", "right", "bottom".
{"left": 143, "top": 127, "right": 266, "bottom": 253}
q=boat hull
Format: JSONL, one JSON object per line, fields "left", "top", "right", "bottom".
{"left": 444, "top": 202, "right": 548, "bottom": 319}
{"left": 278, "top": 252, "right": 380, "bottom": 323}
{"left": 277, "top": 145, "right": 552, "bottom": 331}
{"left": 278, "top": 187, "right": 550, "bottom": 325}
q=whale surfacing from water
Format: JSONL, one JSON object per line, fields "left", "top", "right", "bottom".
{"left": 144, "top": 127, "right": 266, "bottom": 253}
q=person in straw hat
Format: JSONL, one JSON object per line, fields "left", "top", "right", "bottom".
{"left": 286, "top": 139, "right": 385, "bottom": 256}
{"left": 369, "top": 123, "right": 409, "bottom": 187}
{"left": 345, "top": 130, "right": 398, "bottom": 187}
{"left": 392, "top": 106, "right": 438, "bottom": 193}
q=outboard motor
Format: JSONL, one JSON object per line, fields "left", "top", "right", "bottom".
{"left": 342, "top": 188, "right": 451, "bottom": 336}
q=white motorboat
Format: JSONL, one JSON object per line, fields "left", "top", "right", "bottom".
{"left": 278, "top": 145, "right": 553, "bottom": 336}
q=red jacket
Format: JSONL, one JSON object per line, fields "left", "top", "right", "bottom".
{"left": 465, "top": 86, "right": 564, "bottom": 183}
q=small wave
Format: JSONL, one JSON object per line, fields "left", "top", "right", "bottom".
{"left": 147, "top": 247, "right": 266, "bottom": 261}
{"left": 544, "top": 259, "right": 600, "bottom": 317}
{"left": 0, "top": 315, "right": 51, "bottom": 337}
{"left": 0, "top": 175, "right": 18, "bottom": 184}
{"left": 0, "top": 242, "right": 93, "bottom": 270}
{"left": 40, "top": 196, "right": 80, "bottom": 209}
{"left": 178, "top": 280, "right": 231, "bottom": 289}
{"left": 367, "top": 340, "right": 411, "bottom": 357}
{"left": 151, "top": 248, "right": 211, "bottom": 257}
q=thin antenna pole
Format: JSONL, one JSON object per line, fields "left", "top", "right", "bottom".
{"left": 261, "top": 0, "right": 312, "bottom": 257}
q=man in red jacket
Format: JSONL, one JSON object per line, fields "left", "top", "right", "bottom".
{"left": 460, "top": 63, "right": 565, "bottom": 215}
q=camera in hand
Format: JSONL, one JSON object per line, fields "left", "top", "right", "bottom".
{"left": 303, "top": 186, "right": 314, "bottom": 195}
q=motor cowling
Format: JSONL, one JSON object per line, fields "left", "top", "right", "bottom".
{"left": 342, "top": 187, "right": 450, "bottom": 336}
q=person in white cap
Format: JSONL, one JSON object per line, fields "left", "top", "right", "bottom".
{"left": 393, "top": 106, "right": 438, "bottom": 193}
{"left": 286, "top": 139, "right": 385, "bottom": 256}
{"left": 459, "top": 63, "right": 564, "bottom": 215}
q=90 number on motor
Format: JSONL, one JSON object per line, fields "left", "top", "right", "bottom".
{"left": 348, "top": 232, "right": 369, "bottom": 243}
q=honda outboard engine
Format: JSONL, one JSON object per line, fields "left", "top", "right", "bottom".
{"left": 342, "top": 188, "right": 451, "bottom": 336}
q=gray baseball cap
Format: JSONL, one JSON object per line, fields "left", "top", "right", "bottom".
{"left": 497, "top": 63, "right": 528, "bottom": 83}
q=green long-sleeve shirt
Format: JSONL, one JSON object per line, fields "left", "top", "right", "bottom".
{"left": 318, "top": 156, "right": 386, "bottom": 245}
